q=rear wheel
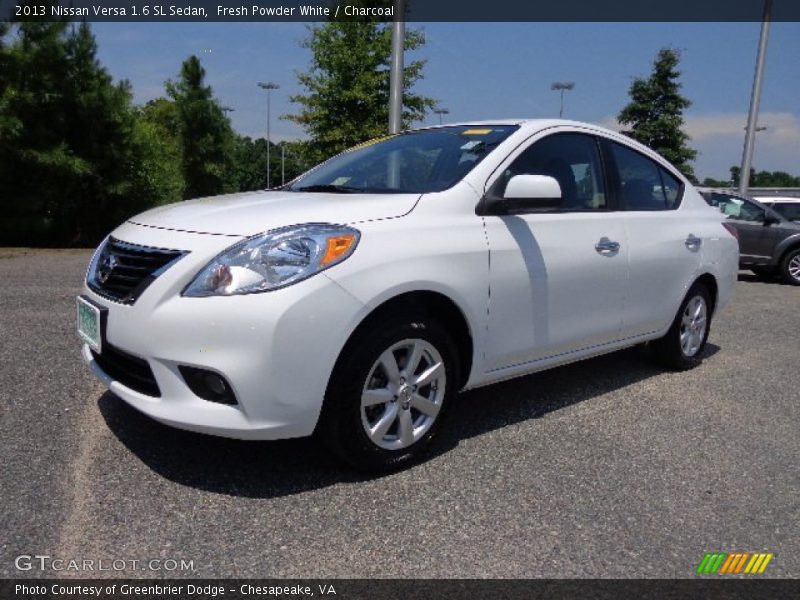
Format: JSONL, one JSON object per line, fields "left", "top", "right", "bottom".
{"left": 318, "top": 312, "right": 459, "bottom": 472}
{"left": 651, "top": 283, "right": 712, "bottom": 370}
{"left": 780, "top": 248, "right": 800, "bottom": 286}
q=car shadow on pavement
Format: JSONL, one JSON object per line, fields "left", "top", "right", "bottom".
{"left": 98, "top": 343, "right": 719, "bottom": 498}
{"left": 441, "top": 343, "right": 716, "bottom": 448}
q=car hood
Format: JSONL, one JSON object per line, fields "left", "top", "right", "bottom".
{"left": 128, "top": 190, "right": 422, "bottom": 237}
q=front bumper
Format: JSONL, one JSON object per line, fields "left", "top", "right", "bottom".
{"left": 81, "top": 222, "right": 368, "bottom": 440}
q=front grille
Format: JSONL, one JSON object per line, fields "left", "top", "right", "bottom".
{"left": 88, "top": 237, "right": 187, "bottom": 304}
{"left": 92, "top": 343, "right": 161, "bottom": 397}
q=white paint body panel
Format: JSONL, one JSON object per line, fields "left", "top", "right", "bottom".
{"left": 130, "top": 189, "right": 421, "bottom": 236}
{"left": 80, "top": 120, "right": 738, "bottom": 440}
{"left": 482, "top": 213, "right": 628, "bottom": 371}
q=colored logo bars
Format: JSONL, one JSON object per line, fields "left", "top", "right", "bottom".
{"left": 696, "top": 552, "right": 773, "bottom": 574}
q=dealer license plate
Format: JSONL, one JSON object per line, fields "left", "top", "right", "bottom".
{"left": 76, "top": 296, "right": 101, "bottom": 353}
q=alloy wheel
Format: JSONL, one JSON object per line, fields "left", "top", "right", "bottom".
{"left": 360, "top": 338, "right": 446, "bottom": 451}
{"left": 788, "top": 254, "right": 800, "bottom": 283}
{"left": 680, "top": 295, "right": 708, "bottom": 357}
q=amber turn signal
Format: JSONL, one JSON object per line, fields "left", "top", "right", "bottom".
{"left": 321, "top": 234, "right": 357, "bottom": 266}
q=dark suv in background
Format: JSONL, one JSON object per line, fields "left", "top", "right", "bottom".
{"left": 755, "top": 197, "right": 800, "bottom": 222}
{"left": 699, "top": 188, "right": 800, "bottom": 286}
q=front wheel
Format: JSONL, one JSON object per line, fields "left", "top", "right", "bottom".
{"left": 651, "top": 283, "right": 712, "bottom": 370}
{"left": 318, "top": 312, "right": 459, "bottom": 472}
{"left": 780, "top": 248, "right": 800, "bottom": 286}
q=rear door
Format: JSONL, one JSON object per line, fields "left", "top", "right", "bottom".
{"left": 482, "top": 130, "right": 629, "bottom": 370}
{"left": 773, "top": 202, "right": 800, "bottom": 222}
{"left": 602, "top": 138, "right": 702, "bottom": 338}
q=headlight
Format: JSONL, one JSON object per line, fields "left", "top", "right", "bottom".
{"left": 183, "top": 224, "right": 360, "bottom": 297}
{"left": 86, "top": 236, "right": 110, "bottom": 285}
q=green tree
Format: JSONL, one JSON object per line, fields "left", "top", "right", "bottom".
{"left": 133, "top": 101, "right": 185, "bottom": 205}
{"left": 0, "top": 22, "right": 13, "bottom": 131}
{"left": 285, "top": 22, "right": 436, "bottom": 164}
{"left": 0, "top": 21, "right": 172, "bottom": 245}
{"left": 167, "top": 56, "right": 237, "bottom": 199}
{"left": 618, "top": 48, "right": 697, "bottom": 181}
{"left": 706, "top": 167, "right": 800, "bottom": 189}
{"left": 232, "top": 136, "right": 272, "bottom": 191}
{"left": 752, "top": 170, "right": 800, "bottom": 187}
{"left": 0, "top": 21, "right": 189, "bottom": 246}
{"left": 0, "top": 21, "right": 71, "bottom": 243}
{"left": 232, "top": 136, "right": 307, "bottom": 191}
{"left": 701, "top": 176, "right": 732, "bottom": 188}
{"left": 729, "top": 166, "right": 753, "bottom": 188}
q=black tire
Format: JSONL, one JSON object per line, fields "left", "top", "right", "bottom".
{"left": 779, "top": 248, "right": 800, "bottom": 286}
{"left": 651, "top": 283, "right": 712, "bottom": 370}
{"left": 317, "top": 311, "right": 459, "bottom": 472}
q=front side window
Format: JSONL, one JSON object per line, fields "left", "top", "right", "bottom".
{"left": 494, "top": 133, "right": 607, "bottom": 211}
{"left": 611, "top": 142, "right": 683, "bottom": 211}
{"left": 287, "top": 125, "right": 519, "bottom": 194}
{"left": 704, "top": 193, "right": 765, "bottom": 223}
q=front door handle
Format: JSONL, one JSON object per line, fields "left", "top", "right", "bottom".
{"left": 595, "top": 237, "right": 621, "bottom": 255}
{"left": 685, "top": 234, "right": 702, "bottom": 251}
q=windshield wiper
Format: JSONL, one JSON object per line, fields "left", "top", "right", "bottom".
{"left": 291, "top": 184, "right": 364, "bottom": 193}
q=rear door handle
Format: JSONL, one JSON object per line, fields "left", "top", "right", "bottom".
{"left": 595, "top": 237, "right": 621, "bottom": 255}
{"left": 685, "top": 234, "right": 702, "bottom": 251}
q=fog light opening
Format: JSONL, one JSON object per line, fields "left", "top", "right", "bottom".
{"left": 179, "top": 366, "right": 238, "bottom": 405}
{"left": 204, "top": 372, "right": 227, "bottom": 396}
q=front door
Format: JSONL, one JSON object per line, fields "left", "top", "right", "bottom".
{"left": 708, "top": 193, "right": 776, "bottom": 265}
{"left": 482, "top": 131, "right": 628, "bottom": 371}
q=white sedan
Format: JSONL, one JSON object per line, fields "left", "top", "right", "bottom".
{"left": 78, "top": 120, "right": 739, "bottom": 470}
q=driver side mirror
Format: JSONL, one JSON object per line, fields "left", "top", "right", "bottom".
{"left": 481, "top": 174, "right": 562, "bottom": 215}
{"left": 763, "top": 212, "right": 781, "bottom": 226}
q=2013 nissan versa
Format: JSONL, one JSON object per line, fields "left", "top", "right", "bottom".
{"left": 78, "top": 120, "right": 739, "bottom": 470}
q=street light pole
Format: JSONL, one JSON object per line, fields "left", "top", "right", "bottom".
{"left": 258, "top": 81, "right": 280, "bottom": 189}
{"left": 388, "top": 0, "right": 405, "bottom": 135}
{"left": 434, "top": 108, "right": 449, "bottom": 125}
{"left": 551, "top": 82, "right": 575, "bottom": 118}
{"left": 740, "top": 0, "right": 772, "bottom": 195}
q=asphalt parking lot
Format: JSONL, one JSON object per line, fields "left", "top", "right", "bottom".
{"left": 1, "top": 249, "right": 798, "bottom": 579}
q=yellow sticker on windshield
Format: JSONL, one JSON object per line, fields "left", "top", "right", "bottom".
{"left": 347, "top": 135, "right": 396, "bottom": 152}
{"left": 462, "top": 128, "right": 492, "bottom": 135}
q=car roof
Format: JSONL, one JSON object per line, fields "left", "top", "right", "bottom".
{"left": 696, "top": 187, "right": 778, "bottom": 211}
{"left": 754, "top": 196, "right": 800, "bottom": 203}
{"left": 414, "top": 118, "right": 578, "bottom": 130}
{"left": 696, "top": 187, "right": 748, "bottom": 197}
{"left": 418, "top": 118, "right": 611, "bottom": 131}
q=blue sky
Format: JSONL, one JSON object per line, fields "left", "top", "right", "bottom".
{"left": 92, "top": 21, "right": 800, "bottom": 180}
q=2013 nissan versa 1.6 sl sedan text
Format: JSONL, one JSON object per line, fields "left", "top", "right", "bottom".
{"left": 78, "top": 120, "right": 739, "bottom": 470}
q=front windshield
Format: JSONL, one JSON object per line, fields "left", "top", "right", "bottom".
{"left": 287, "top": 125, "right": 519, "bottom": 194}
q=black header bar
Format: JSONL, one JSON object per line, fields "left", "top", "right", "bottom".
{"left": 2, "top": 0, "right": 800, "bottom": 23}
{"left": 3, "top": 579, "right": 800, "bottom": 600}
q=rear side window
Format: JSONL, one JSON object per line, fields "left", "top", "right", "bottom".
{"left": 610, "top": 142, "right": 683, "bottom": 210}
{"left": 773, "top": 203, "right": 800, "bottom": 221}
